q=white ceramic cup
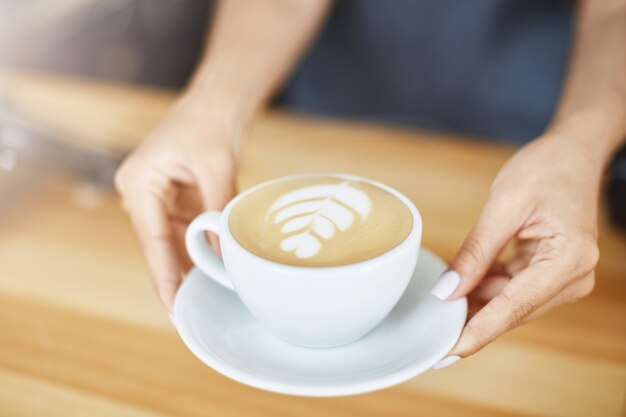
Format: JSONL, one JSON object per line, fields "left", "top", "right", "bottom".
{"left": 185, "top": 173, "right": 422, "bottom": 348}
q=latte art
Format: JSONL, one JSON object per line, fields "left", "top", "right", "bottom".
{"left": 229, "top": 176, "right": 413, "bottom": 267}
{"left": 269, "top": 181, "right": 371, "bottom": 259}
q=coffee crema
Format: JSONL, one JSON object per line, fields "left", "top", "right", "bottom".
{"left": 228, "top": 176, "right": 413, "bottom": 267}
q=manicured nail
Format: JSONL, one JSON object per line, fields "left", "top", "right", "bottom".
{"left": 169, "top": 312, "right": 176, "bottom": 328}
{"left": 433, "top": 355, "right": 461, "bottom": 370}
{"left": 430, "top": 270, "right": 461, "bottom": 300}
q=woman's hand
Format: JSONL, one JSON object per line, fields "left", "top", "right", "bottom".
{"left": 430, "top": 131, "right": 602, "bottom": 368}
{"left": 115, "top": 94, "right": 239, "bottom": 312}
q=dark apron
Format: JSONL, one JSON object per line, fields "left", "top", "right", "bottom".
{"left": 277, "top": 0, "right": 573, "bottom": 144}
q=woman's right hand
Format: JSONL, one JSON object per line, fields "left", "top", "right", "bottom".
{"left": 115, "top": 94, "right": 239, "bottom": 312}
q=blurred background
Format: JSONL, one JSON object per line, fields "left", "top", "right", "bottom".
{"left": 1, "top": 0, "right": 207, "bottom": 85}
{"left": 0, "top": 2, "right": 624, "bottom": 416}
{"left": 0, "top": 0, "right": 209, "bottom": 222}
{"left": 1, "top": 0, "right": 624, "bottom": 228}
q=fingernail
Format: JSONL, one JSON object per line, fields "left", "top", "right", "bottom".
{"left": 169, "top": 312, "right": 176, "bottom": 328}
{"left": 433, "top": 355, "right": 461, "bottom": 370}
{"left": 430, "top": 270, "right": 461, "bottom": 300}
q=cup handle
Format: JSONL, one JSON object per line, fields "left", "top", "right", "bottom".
{"left": 185, "top": 211, "right": 235, "bottom": 291}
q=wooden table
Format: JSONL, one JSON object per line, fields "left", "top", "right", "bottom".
{"left": 0, "top": 74, "right": 624, "bottom": 417}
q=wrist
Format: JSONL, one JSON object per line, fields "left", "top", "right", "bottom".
{"left": 183, "top": 64, "right": 263, "bottom": 128}
{"left": 543, "top": 109, "right": 626, "bottom": 168}
{"left": 177, "top": 88, "right": 246, "bottom": 128}
{"left": 166, "top": 92, "right": 245, "bottom": 155}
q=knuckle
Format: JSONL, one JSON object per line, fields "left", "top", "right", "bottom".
{"left": 114, "top": 164, "right": 133, "bottom": 211}
{"left": 114, "top": 156, "right": 143, "bottom": 195}
{"left": 552, "top": 234, "right": 599, "bottom": 281}
{"left": 114, "top": 163, "right": 129, "bottom": 194}
{"left": 581, "top": 241, "right": 600, "bottom": 273}
{"left": 511, "top": 301, "right": 536, "bottom": 325}
{"left": 459, "top": 234, "right": 487, "bottom": 269}
{"left": 573, "top": 276, "right": 595, "bottom": 299}
{"left": 570, "top": 235, "right": 599, "bottom": 275}
{"left": 497, "top": 290, "right": 535, "bottom": 328}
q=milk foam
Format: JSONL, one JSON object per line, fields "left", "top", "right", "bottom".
{"left": 268, "top": 181, "right": 371, "bottom": 258}
{"left": 228, "top": 176, "right": 413, "bottom": 267}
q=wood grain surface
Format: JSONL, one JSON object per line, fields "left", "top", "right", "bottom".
{"left": 0, "top": 73, "right": 624, "bottom": 417}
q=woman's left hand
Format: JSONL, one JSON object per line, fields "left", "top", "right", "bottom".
{"left": 430, "top": 131, "right": 602, "bottom": 367}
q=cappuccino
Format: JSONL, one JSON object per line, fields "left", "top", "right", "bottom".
{"left": 229, "top": 175, "right": 413, "bottom": 267}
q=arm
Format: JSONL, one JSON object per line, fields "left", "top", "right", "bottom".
{"left": 548, "top": 0, "right": 626, "bottom": 164}
{"left": 115, "top": 0, "right": 331, "bottom": 312}
{"left": 430, "top": 0, "right": 626, "bottom": 366}
{"left": 185, "top": 0, "right": 331, "bottom": 131}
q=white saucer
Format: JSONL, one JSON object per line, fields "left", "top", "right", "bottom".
{"left": 173, "top": 248, "right": 467, "bottom": 397}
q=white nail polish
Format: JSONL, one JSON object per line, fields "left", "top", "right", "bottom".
{"left": 430, "top": 270, "right": 461, "bottom": 300}
{"left": 433, "top": 355, "right": 461, "bottom": 370}
{"left": 169, "top": 312, "right": 177, "bottom": 328}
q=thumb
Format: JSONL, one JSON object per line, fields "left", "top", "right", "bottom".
{"left": 431, "top": 198, "right": 518, "bottom": 300}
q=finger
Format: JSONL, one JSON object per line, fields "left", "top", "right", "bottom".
{"left": 172, "top": 217, "right": 194, "bottom": 273}
{"left": 194, "top": 166, "right": 236, "bottom": 254}
{"left": 471, "top": 274, "right": 511, "bottom": 304}
{"left": 168, "top": 184, "right": 204, "bottom": 222}
{"left": 472, "top": 241, "right": 539, "bottom": 302}
{"left": 522, "top": 272, "right": 595, "bottom": 323}
{"left": 431, "top": 196, "right": 521, "bottom": 300}
{"left": 127, "top": 189, "right": 181, "bottom": 312}
{"left": 486, "top": 261, "right": 507, "bottom": 277}
{"left": 449, "top": 262, "right": 564, "bottom": 358}
{"left": 168, "top": 183, "right": 219, "bottom": 259}
{"left": 462, "top": 242, "right": 594, "bottom": 339}
{"left": 465, "top": 262, "right": 508, "bottom": 313}
{"left": 503, "top": 239, "right": 538, "bottom": 276}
